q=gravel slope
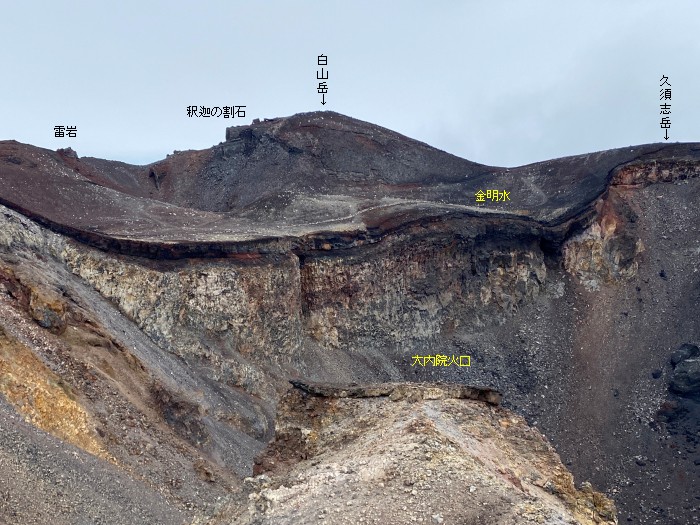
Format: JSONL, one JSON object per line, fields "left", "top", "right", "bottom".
{"left": 0, "top": 397, "right": 186, "bottom": 525}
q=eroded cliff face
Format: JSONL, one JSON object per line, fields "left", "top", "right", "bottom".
{"left": 611, "top": 156, "right": 700, "bottom": 186}
{"left": 301, "top": 231, "right": 546, "bottom": 354}
{"left": 0, "top": 198, "right": 552, "bottom": 398}
{"left": 63, "top": 247, "right": 303, "bottom": 399}
{"left": 563, "top": 189, "right": 644, "bottom": 291}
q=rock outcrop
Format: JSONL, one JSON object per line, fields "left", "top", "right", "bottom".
{"left": 228, "top": 381, "right": 616, "bottom": 525}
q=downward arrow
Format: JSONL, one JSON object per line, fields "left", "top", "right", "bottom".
{"left": 664, "top": 129, "right": 669, "bottom": 141}
{"left": 321, "top": 93, "right": 326, "bottom": 105}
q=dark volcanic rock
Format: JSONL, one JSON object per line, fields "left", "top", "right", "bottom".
{"left": 669, "top": 343, "right": 700, "bottom": 397}
{"left": 56, "top": 147, "right": 78, "bottom": 159}
{"left": 670, "top": 342, "right": 700, "bottom": 367}
{"left": 670, "top": 358, "right": 700, "bottom": 396}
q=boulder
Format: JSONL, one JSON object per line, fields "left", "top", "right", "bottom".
{"left": 670, "top": 358, "right": 700, "bottom": 396}
{"left": 670, "top": 343, "right": 699, "bottom": 367}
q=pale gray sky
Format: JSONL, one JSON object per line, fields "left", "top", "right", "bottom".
{"left": 1, "top": 1, "right": 698, "bottom": 167}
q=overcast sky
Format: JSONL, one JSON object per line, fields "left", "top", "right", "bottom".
{"left": 2, "top": 1, "right": 698, "bottom": 167}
